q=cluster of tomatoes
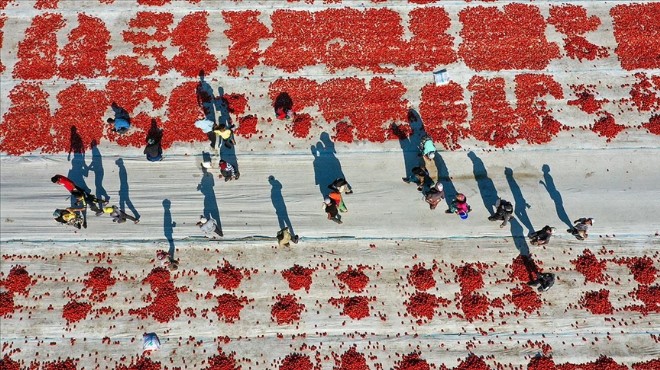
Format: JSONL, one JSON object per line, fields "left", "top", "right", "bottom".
{"left": 171, "top": 12, "right": 218, "bottom": 78}
{"left": 407, "top": 263, "right": 436, "bottom": 291}
{"left": 59, "top": 14, "right": 111, "bottom": 79}
{"left": 419, "top": 83, "right": 468, "bottom": 150}
{"left": 83, "top": 267, "right": 116, "bottom": 302}
{"left": 206, "top": 350, "right": 239, "bottom": 370}
{"left": 405, "top": 292, "right": 445, "bottom": 321}
{"left": 128, "top": 267, "right": 182, "bottom": 323}
{"left": 281, "top": 264, "right": 315, "bottom": 292}
{"left": 222, "top": 10, "right": 271, "bottom": 77}
{"left": 455, "top": 263, "right": 491, "bottom": 321}
{"left": 207, "top": 260, "right": 244, "bottom": 290}
{"left": 629, "top": 73, "right": 660, "bottom": 112}
{"left": 213, "top": 293, "right": 249, "bottom": 323}
{"left": 568, "top": 85, "right": 608, "bottom": 114}
{"left": 62, "top": 300, "right": 93, "bottom": 323}
{"left": 611, "top": 3, "right": 660, "bottom": 70}
{"left": 509, "top": 285, "right": 543, "bottom": 314}
{"left": 333, "top": 347, "right": 369, "bottom": 370}
{"left": 328, "top": 296, "right": 372, "bottom": 320}
{"left": 458, "top": 4, "right": 560, "bottom": 71}
{"left": 279, "top": 353, "right": 314, "bottom": 370}
{"left": 337, "top": 266, "right": 369, "bottom": 293}
{"left": 13, "top": 13, "right": 64, "bottom": 79}
{"left": 396, "top": 352, "right": 431, "bottom": 370}
{"left": 613, "top": 256, "right": 657, "bottom": 285}
{"left": 271, "top": 294, "right": 305, "bottom": 325}
{"left": 579, "top": 289, "right": 614, "bottom": 315}
{"left": 571, "top": 249, "right": 608, "bottom": 283}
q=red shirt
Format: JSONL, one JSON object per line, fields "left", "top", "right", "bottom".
{"left": 54, "top": 175, "right": 76, "bottom": 192}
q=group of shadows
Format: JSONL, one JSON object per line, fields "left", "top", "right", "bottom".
{"left": 65, "top": 92, "right": 571, "bottom": 281}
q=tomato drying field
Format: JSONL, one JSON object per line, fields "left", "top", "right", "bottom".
{"left": 0, "top": 0, "right": 659, "bottom": 369}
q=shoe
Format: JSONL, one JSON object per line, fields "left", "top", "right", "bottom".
{"left": 402, "top": 177, "right": 410, "bottom": 183}
{"left": 292, "top": 235, "right": 299, "bottom": 244}
{"left": 134, "top": 219, "right": 140, "bottom": 224}
{"left": 417, "top": 186, "right": 423, "bottom": 191}
{"left": 345, "top": 190, "right": 353, "bottom": 194}
{"left": 445, "top": 209, "right": 452, "bottom": 214}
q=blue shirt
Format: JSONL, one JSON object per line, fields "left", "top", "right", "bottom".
{"left": 114, "top": 118, "right": 130, "bottom": 130}
{"left": 423, "top": 139, "right": 436, "bottom": 156}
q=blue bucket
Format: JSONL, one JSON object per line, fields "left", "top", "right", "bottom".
{"left": 459, "top": 211, "right": 468, "bottom": 220}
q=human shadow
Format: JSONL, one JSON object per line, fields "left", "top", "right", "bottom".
{"left": 215, "top": 87, "right": 233, "bottom": 128}
{"left": 86, "top": 139, "right": 110, "bottom": 202}
{"left": 273, "top": 92, "right": 293, "bottom": 117}
{"left": 111, "top": 102, "right": 131, "bottom": 122}
{"left": 67, "top": 126, "right": 90, "bottom": 199}
{"left": 539, "top": 164, "right": 572, "bottom": 229}
{"left": 435, "top": 154, "right": 458, "bottom": 209}
{"left": 162, "top": 199, "right": 176, "bottom": 257}
{"left": 196, "top": 70, "right": 216, "bottom": 122}
{"left": 115, "top": 158, "right": 140, "bottom": 220}
{"left": 68, "top": 126, "right": 85, "bottom": 160}
{"left": 197, "top": 166, "right": 222, "bottom": 235}
{"left": 219, "top": 138, "right": 239, "bottom": 173}
{"left": 510, "top": 218, "right": 530, "bottom": 256}
{"left": 269, "top": 175, "right": 294, "bottom": 235}
{"left": 468, "top": 151, "right": 499, "bottom": 215}
{"left": 392, "top": 109, "right": 426, "bottom": 179}
{"left": 505, "top": 167, "right": 534, "bottom": 235}
{"left": 311, "top": 132, "right": 346, "bottom": 198}
{"left": 521, "top": 254, "right": 540, "bottom": 281}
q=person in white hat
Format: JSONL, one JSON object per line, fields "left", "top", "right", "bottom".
{"left": 424, "top": 182, "right": 445, "bottom": 210}
{"left": 569, "top": 218, "right": 594, "bottom": 240}
{"left": 197, "top": 215, "right": 223, "bottom": 238}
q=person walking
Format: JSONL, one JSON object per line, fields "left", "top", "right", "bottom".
{"left": 219, "top": 160, "right": 239, "bottom": 182}
{"left": 529, "top": 225, "right": 555, "bottom": 245}
{"left": 420, "top": 135, "right": 436, "bottom": 160}
{"left": 99, "top": 205, "right": 140, "bottom": 224}
{"left": 197, "top": 215, "right": 223, "bottom": 238}
{"left": 213, "top": 124, "right": 236, "bottom": 152}
{"left": 53, "top": 207, "right": 86, "bottom": 229}
{"left": 71, "top": 189, "right": 107, "bottom": 214}
{"left": 424, "top": 182, "right": 445, "bottom": 210}
{"left": 52, "top": 174, "right": 86, "bottom": 195}
{"left": 568, "top": 218, "right": 594, "bottom": 240}
{"left": 323, "top": 198, "right": 343, "bottom": 224}
{"left": 53, "top": 174, "right": 105, "bottom": 212}
{"left": 144, "top": 136, "right": 163, "bottom": 162}
{"left": 403, "top": 166, "right": 429, "bottom": 192}
{"left": 328, "top": 190, "right": 347, "bottom": 212}
{"left": 446, "top": 193, "right": 470, "bottom": 218}
{"left": 328, "top": 177, "right": 353, "bottom": 194}
{"left": 527, "top": 272, "right": 555, "bottom": 292}
{"left": 156, "top": 250, "right": 179, "bottom": 270}
{"left": 277, "top": 227, "right": 299, "bottom": 247}
{"left": 488, "top": 198, "right": 514, "bottom": 228}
